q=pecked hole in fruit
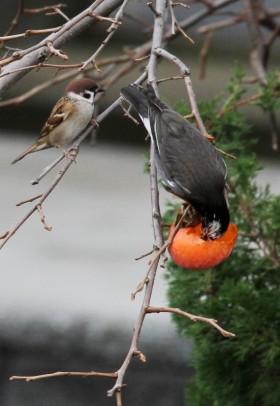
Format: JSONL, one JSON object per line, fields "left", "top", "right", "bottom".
{"left": 168, "top": 223, "right": 238, "bottom": 270}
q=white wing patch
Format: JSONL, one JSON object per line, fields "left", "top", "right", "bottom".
{"left": 166, "top": 179, "right": 176, "bottom": 188}
{"left": 142, "top": 117, "right": 152, "bottom": 135}
{"left": 180, "top": 184, "right": 192, "bottom": 195}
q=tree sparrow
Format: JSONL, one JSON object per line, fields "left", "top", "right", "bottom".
{"left": 121, "top": 84, "right": 230, "bottom": 240}
{"left": 11, "top": 78, "right": 104, "bottom": 164}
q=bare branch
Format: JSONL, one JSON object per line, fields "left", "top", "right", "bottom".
{"left": 31, "top": 155, "right": 65, "bottom": 185}
{"left": 175, "top": 22, "right": 195, "bottom": 43}
{"left": 199, "top": 30, "right": 213, "bottom": 79}
{"left": 0, "top": 55, "right": 130, "bottom": 106}
{"left": 24, "top": 4, "right": 67, "bottom": 15}
{"left": 46, "top": 6, "right": 70, "bottom": 22}
{"left": 172, "top": 2, "right": 190, "bottom": 9}
{"left": 243, "top": 0, "right": 266, "bottom": 84}
{"left": 0, "top": 0, "right": 123, "bottom": 95}
{"left": 167, "top": 0, "right": 177, "bottom": 35}
{"left": 36, "top": 204, "right": 52, "bottom": 231}
{"left": 146, "top": 306, "right": 236, "bottom": 338}
{"left": 155, "top": 47, "right": 207, "bottom": 136}
{"left": 119, "top": 101, "right": 140, "bottom": 124}
{"left": 16, "top": 194, "right": 43, "bottom": 206}
{"left": 131, "top": 205, "right": 190, "bottom": 300}
{"left": 0, "top": 0, "right": 25, "bottom": 45}
{"left": 107, "top": 0, "right": 167, "bottom": 397}
{"left": 198, "top": 13, "right": 245, "bottom": 34}
{"left": 147, "top": 1, "right": 162, "bottom": 17}
{"left": 0, "top": 27, "right": 62, "bottom": 42}
{"left": 10, "top": 370, "right": 117, "bottom": 382}
{"left": 243, "top": 0, "right": 280, "bottom": 149}
{"left": 46, "top": 40, "right": 68, "bottom": 60}
{"left": 2, "top": 0, "right": 277, "bottom": 402}
{"left": 79, "top": 0, "right": 129, "bottom": 71}
{"left": 0, "top": 231, "right": 9, "bottom": 240}
{"left": 0, "top": 128, "right": 88, "bottom": 250}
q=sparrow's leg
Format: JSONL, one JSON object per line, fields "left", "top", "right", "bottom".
{"left": 90, "top": 119, "right": 99, "bottom": 128}
{"left": 62, "top": 149, "right": 76, "bottom": 162}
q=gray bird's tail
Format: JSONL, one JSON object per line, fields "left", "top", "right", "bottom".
{"left": 120, "top": 84, "right": 149, "bottom": 120}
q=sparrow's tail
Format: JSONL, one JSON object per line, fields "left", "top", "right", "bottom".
{"left": 120, "top": 84, "right": 149, "bottom": 119}
{"left": 11, "top": 141, "right": 49, "bottom": 164}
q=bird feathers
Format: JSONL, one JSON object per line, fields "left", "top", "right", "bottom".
{"left": 11, "top": 78, "right": 102, "bottom": 164}
{"left": 11, "top": 139, "right": 50, "bottom": 164}
{"left": 121, "top": 83, "right": 230, "bottom": 239}
{"left": 39, "top": 96, "right": 73, "bottom": 140}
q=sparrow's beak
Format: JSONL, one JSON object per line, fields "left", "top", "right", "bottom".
{"left": 96, "top": 86, "right": 105, "bottom": 93}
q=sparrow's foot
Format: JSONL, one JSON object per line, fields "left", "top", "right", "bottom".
{"left": 90, "top": 119, "right": 99, "bottom": 128}
{"left": 63, "top": 149, "right": 76, "bottom": 163}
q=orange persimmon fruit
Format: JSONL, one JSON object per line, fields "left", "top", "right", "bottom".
{"left": 168, "top": 222, "right": 238, "bottom": 270}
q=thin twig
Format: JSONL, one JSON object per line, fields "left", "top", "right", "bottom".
{"left": 24, "top": 4, "right": 67, "bottom": 14}
{"left": 167, "top": 0, "right": 177, "bottom": 35}
{"left": 0, "top": 55, "right": 130, "bottom": 104}
{"left": 16, "top": 194, "right": 43, "bottom": 206}
{"left": 0, "top": 135, "right": 88, "bottom": 250}
{"left": 10, "top": 370, "right": 117, "bottom": 382}
{"left": 115, "top": 390, "right": 122, "bottom": 406}
{"left": 89, "top": 13, "right": 122, "bottom": 25}
{"left": 155, "top": 47, "right": 207, "bottom": 136}
{"left": 215, "top": 148, "right": 236, "bottom": 160}
{"left": 46, "top": 40, "right": 68, "bottom": 60}
{"left": 172, "top": 2, "right": 190, "bottom": 9}
{"left": 146, "top": 306, "right": 236, "bottom": 338}
{"left": 36, "top": 204, "right": 52, "bottom": 231}
{"left": 0, "top": 0, "right": 111, "bottom": 83}
{"left": 47, "top": 6, "right": 70, "bottom": 21}
{"left": 175, "top": 22, "right": 195, "bottom": 44}
{"left": 0, "top": 231, "right": 9, "bottom": 240}
{"left": 198, "top": 13, "right": 245, "bottom": 34}
{"left": 199, "top": 30, "right": 213, "bottom": 79}
{"left": 31, "top": 155, "right": 64, "bottom": 185}
{"left": 0, "top": 0, "right": 25, "bottom": 47}
{"left": 79, "top": 0, "right": 129, "bottom": 71}
{"left": 0, "top": 27, "right": 62, "bottom": 42}
{"left": 120, "top": 102, "right": 140, "bottom": 125}
{"left": 147, "top": 1, "right": 162, "bottom": 17}
{"left": 243, "top": 0, "right": 266, "bottom": 84}
{"left": 156, "top": 75, "right": 182, "bottom": 83}
{"left": 131, "top": 205, "right": 190, "bottom": 300}
{"left": 135, "top": 249, "right": 154, "bottom": 261}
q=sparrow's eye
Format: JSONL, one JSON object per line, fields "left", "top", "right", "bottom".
{"left": 83, "top": 90, "right": 93, "bottom": 99}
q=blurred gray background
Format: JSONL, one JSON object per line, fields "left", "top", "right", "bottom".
{"left": 0, "top": 0, "right": 279, "bottom": 405}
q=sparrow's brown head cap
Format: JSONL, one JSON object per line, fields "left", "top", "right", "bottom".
{"left": 65, "top": 78, "right": 104, "bottom": 95}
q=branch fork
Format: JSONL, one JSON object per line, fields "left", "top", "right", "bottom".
{"left": 46, "top": 40, "right": 68, "bottom": 60}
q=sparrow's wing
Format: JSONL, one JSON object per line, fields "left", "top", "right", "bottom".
{"left": 39, "top": 96, "right": 74, "bottom": 139}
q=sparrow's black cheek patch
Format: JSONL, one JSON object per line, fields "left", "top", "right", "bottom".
{"left": 83, "top": 92, "right": 91, "bottom": 99}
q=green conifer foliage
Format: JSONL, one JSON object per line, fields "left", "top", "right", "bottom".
{"left": 165, "top": 68, "right": 280, "bottom": 406}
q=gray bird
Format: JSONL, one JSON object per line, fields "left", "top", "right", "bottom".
{"left": 120, "top": 83, "right": 230, "bottom": 240}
